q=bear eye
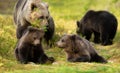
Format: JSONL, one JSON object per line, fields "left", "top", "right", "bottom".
{"left": 61, "top": 39, "right": 65, "bottom": 42}
{"left": 39, "top": 16, "right": 44, "bottom": 19}
{"left": 46, "top": 16, "right": 49, "bottom": 19}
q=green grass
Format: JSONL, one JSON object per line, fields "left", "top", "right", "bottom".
{"left": 0, "top": 0, "right": 120, "bottom": 73}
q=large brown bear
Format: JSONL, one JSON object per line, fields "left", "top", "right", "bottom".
{"left": 15, "top": 26, "right": 54, "bottom": 64}
{"left": 76, "top": 10, "right": 118, "bottom": 46}
{"left": 57, "top": 34, "right": 107, "bottom": 63}
{"left": 13, "top": 0, "right": 55, "bottom": 46}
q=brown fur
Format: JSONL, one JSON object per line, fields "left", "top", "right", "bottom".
{"left": 57, "top": 34, "right": 107, "bottom": 63}
{"left": 14, "top": 0, "right": 55, "bottom": 47}
{"left": 15, "top": 26, "right": 54, "bottom": 64}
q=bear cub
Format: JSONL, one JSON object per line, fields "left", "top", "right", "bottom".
{"left": 57, "top": 34, "right": 107, "bottom": 63}
{"left": 14, "top": 26, "right": 54, "bottom": 64}
{"left": 76, "top": 10, "right": 118, "bottom": 46}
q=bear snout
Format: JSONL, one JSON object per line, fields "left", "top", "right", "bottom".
{"left": 56, "top": 41, "right": 60, "bottom": 47}
{"left": 33, "top": 39, "right": 40, "bottom": 45}
{"left": 56, "top": 41, "right": 62, "bottom": 48}
{"left": 56, "top": 41, "right": 66, "bottom": 48}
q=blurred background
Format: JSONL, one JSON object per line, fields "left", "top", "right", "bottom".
{"left": 0, "top": 0, "right": 17, "bottom": 14}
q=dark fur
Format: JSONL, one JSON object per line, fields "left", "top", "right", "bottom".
{"left": 44, "top": 16, "right": 55, "bottom": 46}
{"left": 57, "top": 34, "right": 107, "bottom": 63}
{"left": 15, "top": 26, "right": 54, "bottom": 64}
{"left": 13, "top": 0, "right": 55, "bottom": 46}
{"left": 76, "top": 10, "right": 118, "bottom": 45}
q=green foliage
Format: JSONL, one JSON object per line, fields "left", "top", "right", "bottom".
{"left": 31, "top": 19, "right": 42, "bottom": 27}
{"left": 0, "top": 15, "right": 16, "bottom": 60}
{"left": 30, "top": 8, "right": 43, "bottom": 28}
{"left": 0, "top": 0, "right": 120, "bottom": 73}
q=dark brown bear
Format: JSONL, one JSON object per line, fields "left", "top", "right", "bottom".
{"left": 13, "top": 0, "right": 55, "bottom": 46}
{"left": 57, "top": 34, "right": 107, "bottom": 63}
{"left": 76, "top": 10, "right": 118, "bottom": 46}
{"left": 14, "top": 26, "right": 54, "bottom": 64}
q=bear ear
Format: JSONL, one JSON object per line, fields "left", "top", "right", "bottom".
{"left": 41, "top": 2, "right": 49, "bottom": 9}
{"left": 70, "top": 34, "right": 76, "bottom": 41}
{"left": 33, "top": 0, "right": 42, "bottom": 3}
{"left": 76, "top": 21, "right": 80, "bottom": 27}
{"left": 44, "top": 2, "right": 49, "bottom": 9}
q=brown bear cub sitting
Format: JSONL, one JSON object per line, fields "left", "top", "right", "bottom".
{"left": 57, "top": 34, "right": 107, "bottom": 63}
{"left": 15, "top": 26, "right": 54, "bottom": 64}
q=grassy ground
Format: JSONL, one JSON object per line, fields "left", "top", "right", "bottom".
{"left": 0, "top": 0, "right": 120, "bottom": 73}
